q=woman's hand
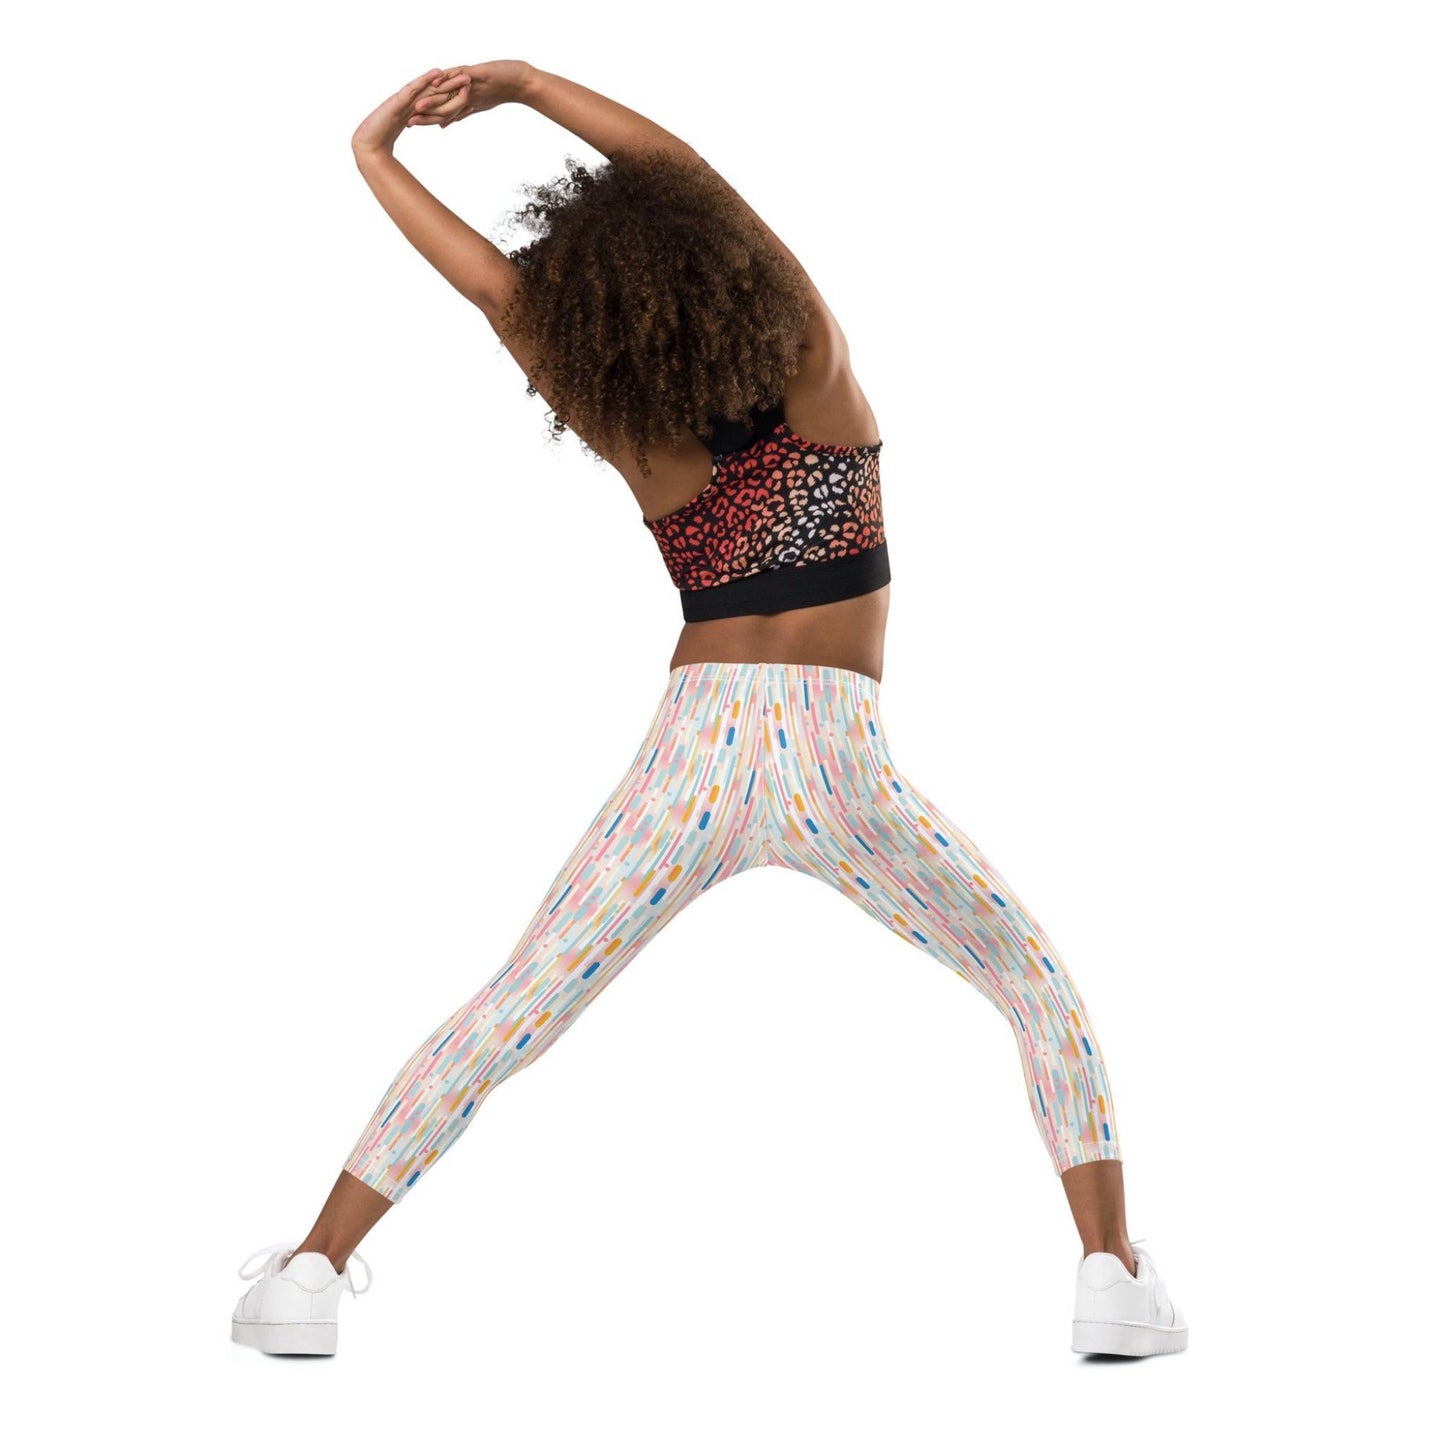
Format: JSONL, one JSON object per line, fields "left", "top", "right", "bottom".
{"left": 407, "top": 61, "right": 537, "bottom": 129}
{"left": 351, "top": 69, "right": 446, "bottom": 155}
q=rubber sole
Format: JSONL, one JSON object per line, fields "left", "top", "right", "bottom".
{"left": 232, "top": 1316, "right": 339, "bottom": 1355}
{"left": 1072, "top": 1318, "right": 1189, "bottom": 1356}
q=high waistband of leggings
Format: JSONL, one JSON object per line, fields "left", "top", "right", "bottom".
{"left": 666, "top": 660, "right": 879, "bottom": 691}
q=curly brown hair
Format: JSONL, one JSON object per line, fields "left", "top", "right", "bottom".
{"left": 494, "top": 148, "right": 814, "bottom": 478}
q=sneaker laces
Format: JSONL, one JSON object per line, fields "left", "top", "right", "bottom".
{"left": 238, "top": 1241, "right": 298, "bottom": 1281}
{"left": 341, "top": 1251, "right": 373, "bottom": 1296}
{"left": 237, "top": 1240, "right": 373, "bottom": 1296}
{"left": 1126, "top": 1237, "right": 1149, "bottom": 1277}
{"left": 1128, "top": 1237, "right": 1169, "bottom": 1313}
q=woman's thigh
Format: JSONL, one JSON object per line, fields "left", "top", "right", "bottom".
{"left": 480, "top": 671, "right": 765, "bottom": 1068}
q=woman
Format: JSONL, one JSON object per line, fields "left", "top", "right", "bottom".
{"left": 231, "top": 61, "right": 1187, "bottom": 1360}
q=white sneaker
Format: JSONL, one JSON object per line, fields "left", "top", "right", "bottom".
{"left": 231, "top": 1240, "right": 372, "bottom": 1356}
{"left": 1072, "top": 1238, "right": 1188, "bottom": 1356}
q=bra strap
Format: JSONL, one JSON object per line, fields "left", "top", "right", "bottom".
{"left": 698, "top": 395, "right": 786, "bottom": 455}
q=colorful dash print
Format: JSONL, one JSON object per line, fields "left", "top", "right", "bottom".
{"left": 342, "top": 662, "right": 1121, "bottom": 1202}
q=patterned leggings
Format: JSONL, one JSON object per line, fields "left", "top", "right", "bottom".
{"left": 342, "top": 662, "right": 1121, "bottom": 1203}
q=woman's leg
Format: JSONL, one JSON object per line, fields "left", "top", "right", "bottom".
{"left": 290, "top": 666, "right": 768, "bottom": 1271}
{"left": 759, "top": 665, "right": 1133, "bottom": 1272}
{"left": 1060, "top": 1160, "right": 1134, "bottom": 1274}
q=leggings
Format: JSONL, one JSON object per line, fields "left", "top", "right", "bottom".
{"left": 342, "top": 661, "right": 1121, "bottom": 1203}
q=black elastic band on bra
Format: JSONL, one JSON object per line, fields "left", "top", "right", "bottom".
{"left": 678, "top": 542, "right": 891, "bottom": 623}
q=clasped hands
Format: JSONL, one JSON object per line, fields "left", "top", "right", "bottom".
{"left": 351, "top": 61, "right": 535, "bottom": 155}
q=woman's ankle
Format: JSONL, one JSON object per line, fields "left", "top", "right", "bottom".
{"left": 1081, "top": 1236, "right": 1136, "bottom": 1276}
{"left": 289, "top": 1239, "right": 350, "bottom": 1275}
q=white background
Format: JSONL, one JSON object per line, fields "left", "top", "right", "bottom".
{"left": 4, "top": 1, "right": 1441, "bottom": 1439}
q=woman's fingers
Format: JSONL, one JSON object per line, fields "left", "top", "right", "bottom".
{"left": 416, "top": 78, "right": 469, "bottom": 110}
{"left": 413, "top": 88, "right": 471, "bottom": 129}
{"left": 417, "top": 74, "right": 470, "bottom": 105}
{"left": 401, "top": 68, "right": 472, "bottom": 128}
{"left": 403, "top": 68, "right": 445, "bottom": 96}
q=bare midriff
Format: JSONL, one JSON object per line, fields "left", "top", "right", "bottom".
{"left": 665, "top": 584, "right": 889, "bottom": 686}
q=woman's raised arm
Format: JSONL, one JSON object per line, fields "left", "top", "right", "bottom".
{"left": 419, "top": 63, "right": 698, "bottom": 165}
{"left": 521, "top": 67, "right": 699, "bottom": 164}
{"left": 350, "top": 68, "right": 526, "bottom": 311}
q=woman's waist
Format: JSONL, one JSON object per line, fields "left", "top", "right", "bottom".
{"left": 667, "top": 587, "right": 889, "bottom": 685}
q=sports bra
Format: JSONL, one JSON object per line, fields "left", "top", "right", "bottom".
{"left": 642, "top": 396, "right": 891, "bottom": 622}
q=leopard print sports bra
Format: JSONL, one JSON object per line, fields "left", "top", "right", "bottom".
{"left": 642, "top": 396, "right": 891, "bottom": 622}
